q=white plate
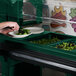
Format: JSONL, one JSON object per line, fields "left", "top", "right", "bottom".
{"left": 24, "top": 27, "right": 44, "bottom": 34}
{"left": 9, "top": 27, "right": 44, "bottom": 38}
{"left": 9, "top": 30, "right": 31, "bottom": 38}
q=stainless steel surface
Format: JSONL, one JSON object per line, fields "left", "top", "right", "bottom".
{"left": 12, "top": 52, "right": 76, "bottom": 72}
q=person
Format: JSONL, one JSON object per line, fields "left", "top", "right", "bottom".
{"left": 0, "top": 21, "right": 19, "bottom": 35}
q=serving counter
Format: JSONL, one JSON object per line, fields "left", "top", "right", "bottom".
{"left": 0, "top": 31, "right": 76, "bottom": 76}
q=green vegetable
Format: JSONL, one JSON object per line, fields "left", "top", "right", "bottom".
{"left": 16, "top": 29, "right": 30, "bottom": 35}
{"left": 30, "top": 37, "right": 60, "bottom": 45}
{"left": 56, "top": 42, "right": 76, "bottom": 51}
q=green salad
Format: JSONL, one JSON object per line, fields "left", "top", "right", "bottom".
{"left": 16, "top": 29, "right": 30, "bottom": 35}
{"left": 56, "top": 42, "right": 76, "bottom": 51}
{"left": 30, "top": 37, "right": 60, "bottom": 45}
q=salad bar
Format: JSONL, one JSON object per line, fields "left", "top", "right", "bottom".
{"left": 1, "top": 0, "right": 76, "bottom": 76}
{"left": 0, "top": 31, "right": 76, "bottom": 75}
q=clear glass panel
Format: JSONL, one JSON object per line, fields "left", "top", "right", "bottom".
{"left": 23, "top": 2, "right": 36, "bottom": 21}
